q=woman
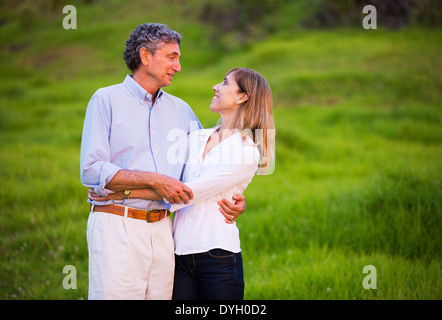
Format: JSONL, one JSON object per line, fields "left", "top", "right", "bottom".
{"left": 89, "top": 67, "right": 275, "bottom": 299}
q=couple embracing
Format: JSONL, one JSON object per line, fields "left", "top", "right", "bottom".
{"left": 80, "top": 23, "right": 274, "bottom": 300}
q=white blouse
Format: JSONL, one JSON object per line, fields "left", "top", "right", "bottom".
{"left": 169, "top": 126, "right": 260, "bottom": 255}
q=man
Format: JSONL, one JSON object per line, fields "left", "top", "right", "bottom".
{"left": 80, "top": 23, "right": 245, "bottom": 300}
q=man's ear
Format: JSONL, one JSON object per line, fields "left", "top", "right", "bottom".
{"left": 237, "top": 93, "right": 249, "bottom": 104}
{"left": 139, "top": 47, "right": 152, "bottom": 66}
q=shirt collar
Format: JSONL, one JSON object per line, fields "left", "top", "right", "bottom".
{"left": 123, "top": 75, "right": 163, "bottom": 105}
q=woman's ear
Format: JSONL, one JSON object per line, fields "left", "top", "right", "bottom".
{"left": 237, "top": 93, "right": 249, "bottom": 104}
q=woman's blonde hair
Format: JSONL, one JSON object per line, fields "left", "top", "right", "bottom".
{"left": 226, "top": 67, "right": 275, "bottom": 174}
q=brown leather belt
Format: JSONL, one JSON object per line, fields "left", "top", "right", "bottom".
{"left": 91, "top": 204, "right": 170, "bottom": 223}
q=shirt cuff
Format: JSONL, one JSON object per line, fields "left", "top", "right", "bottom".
{"left": 94, "top": 162, "right": 122, "bottom": 196}
{"left": 147, "top": 200, "right": 171, "bottom": 210}
{"left": 163, "top": 197, "right": 187, "bottom": 212}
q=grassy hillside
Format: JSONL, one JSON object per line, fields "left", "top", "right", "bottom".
{"left": 0, "top": 0, "right": 441, "bottom": 299}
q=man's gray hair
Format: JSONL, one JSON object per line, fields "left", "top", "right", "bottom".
{"left": 123, "top": 23, "right": 182, "bottom": 72}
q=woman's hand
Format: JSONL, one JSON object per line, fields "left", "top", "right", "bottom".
{"left": 88, "top": 188, "right": 124, "bottom": 202}
{"left": 218, "top": 194, "right": 246, "bottom": 224}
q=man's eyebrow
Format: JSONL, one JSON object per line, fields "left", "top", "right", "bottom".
{"left": 169, "top": 51, "right": 181, "bottom": 57}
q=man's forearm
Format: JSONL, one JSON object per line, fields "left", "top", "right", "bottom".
{"left": 105, "top": 169, "right": 194, "bottom": 205}
{"left": 105, "top": 169, "right": 160, "bottom": 191}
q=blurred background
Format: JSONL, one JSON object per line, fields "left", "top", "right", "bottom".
{"left": 0, "top": 0, "right": 440, "bottom": 299}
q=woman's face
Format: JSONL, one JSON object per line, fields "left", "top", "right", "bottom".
{"left": 209, "top": 73, "right": 244, "bottom": 115}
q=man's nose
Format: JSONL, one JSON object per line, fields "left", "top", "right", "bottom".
{"left": 173, "top": 60, "right": 181, "bottom": 73}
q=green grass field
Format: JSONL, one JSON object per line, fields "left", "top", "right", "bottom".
{"left": 0, "top": 0, "right": 441, "bottom": 299}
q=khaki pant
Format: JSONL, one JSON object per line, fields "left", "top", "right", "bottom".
{"left": 86, "top": 209, "right": 175, "bottom": 299}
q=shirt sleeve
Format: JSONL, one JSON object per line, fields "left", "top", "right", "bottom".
{"left": 168, "top": 144, "right": 259, "bottom": 212}
{"left": 80, "top": 94, "right": 121, "bottom": 196}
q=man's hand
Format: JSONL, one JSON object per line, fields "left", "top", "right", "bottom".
{"left": 218, "top": 194, "right": 246, "bottom": 224}
{"left": 152, "top": 175, "right": 194, "bottom": 205}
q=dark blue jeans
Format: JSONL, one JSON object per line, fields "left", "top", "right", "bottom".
{"left": 172, "top": 249, "right": 244, "bottom": 300}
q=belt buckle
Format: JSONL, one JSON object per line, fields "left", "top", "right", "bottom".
{"left": 146, "top": 209, "right": 159, "bottom": 223}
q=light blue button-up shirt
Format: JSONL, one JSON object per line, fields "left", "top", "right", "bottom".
{"left": 80, "top": 75, "right": 202, "bottom": 210}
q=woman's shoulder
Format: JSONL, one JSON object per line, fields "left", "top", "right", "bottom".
{"left": 228, "top": 133, "right": 260, "bottom": 165}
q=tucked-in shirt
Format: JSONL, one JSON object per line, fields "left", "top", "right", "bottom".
{"left": 169, "top": 127, "right": 260, "bottom": 255}
{"left": 80, "top": 75, "right": 201, "bottom": 210}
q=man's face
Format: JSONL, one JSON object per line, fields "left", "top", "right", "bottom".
{"left": 144, "top": 42, "right": 181, "bottom": 89}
